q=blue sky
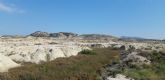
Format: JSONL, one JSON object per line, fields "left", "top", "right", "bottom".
{"left": 0, "top": 0, "right": 165, "bottom": 39}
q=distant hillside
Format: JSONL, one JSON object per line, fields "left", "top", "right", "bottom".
{"left": 29, "top": 31, "right": 118, "bottom": 40}
{"left": 119, "top": 36, "right": 162, "bottom": 42}
{"left": 29, "top": 31, "right": 78, "bottom": 38}
{"left": 80, "top": 34, "right": 118, "bottom": 40}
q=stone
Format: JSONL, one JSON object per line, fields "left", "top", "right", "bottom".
{"left": 107, "top": 74, "right": 134, "bottom": 80}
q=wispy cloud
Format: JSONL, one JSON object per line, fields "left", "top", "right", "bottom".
{"left": 0, "top": 2, "right": 24, "bottom": 13}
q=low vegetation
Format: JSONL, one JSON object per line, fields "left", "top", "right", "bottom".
{"left": 122, "top": 51, "right": 165, "bottom": 80}
{"left": 1, "top": 48, "right": 165, "bottom": 80}
{"left": 0, "top": 48, "right": 120, "bottom": 80}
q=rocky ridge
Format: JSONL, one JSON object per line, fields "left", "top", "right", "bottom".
{"left": 29, "top": 31, "right": 78, "bottom": 39}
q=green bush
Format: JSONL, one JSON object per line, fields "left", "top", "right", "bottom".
{"left": 79, "top": 49, "right": 96, "bottom": 55}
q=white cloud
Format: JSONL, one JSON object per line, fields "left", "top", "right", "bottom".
{"left": 0, "top": 3, "right": 13, "bottom": 12}
{"left": 0, "top": 2, "right": 24, "bottom": 13}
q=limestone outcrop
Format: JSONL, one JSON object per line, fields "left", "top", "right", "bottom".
{"left": 3, "top": 45, "right": 86, "bottom": 64}
{"left": 0, "top": 54, "right": 20, "bottom": 72}
{"left": 0, "top": 37, "right": 89, "bottom": 72}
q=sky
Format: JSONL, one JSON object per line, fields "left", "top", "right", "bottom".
{"left": 0, "top": 0, "right": 165, "bottom": 39}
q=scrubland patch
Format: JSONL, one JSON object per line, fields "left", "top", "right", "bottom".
{"left": 0, "top": 48, "right": 119, "bottom": 80}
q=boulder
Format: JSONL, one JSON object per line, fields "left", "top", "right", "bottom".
{"left": 123, "top": 52, "right": 151, "bottom": 65}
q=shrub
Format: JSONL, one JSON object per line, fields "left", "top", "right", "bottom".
{"left": 79, "top": 49, "right": 96, "bottom": 55}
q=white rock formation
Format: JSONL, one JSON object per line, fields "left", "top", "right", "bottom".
{"left": 0, "top": 37, "right": 89, "bottom": 72}
{"left": 0, "top": 37, "right": 164, "bottom": 72}
{"left": 0, "top": 45, "right": 88, "bottom": 64}
{"left": 0, "top": 54, "right": 20, "bottom": 72}
{"left": 107, "top": 74, "right": 134, "bottom": 80}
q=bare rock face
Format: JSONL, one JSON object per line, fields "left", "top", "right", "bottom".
{"left": 0, "top": 37, "right": 89, "bottom": 72}
{"left": 6, "top": 45, "right": 85, "bottom": 64}
{"left": 30, "top": 31, "right": 50, "bottom": 37}
{"left": 0, "top": 54, "right": 20, "bottom": 72}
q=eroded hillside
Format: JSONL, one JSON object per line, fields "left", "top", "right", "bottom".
{"left": 0, "top": 32, "right": 165, "bottom": 80}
